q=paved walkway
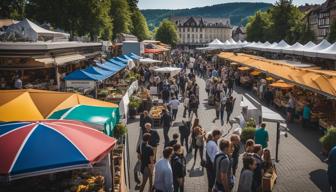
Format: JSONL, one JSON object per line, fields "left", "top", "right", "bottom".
{"left": 127, "top": 76, "right": 329, "bottom": 192}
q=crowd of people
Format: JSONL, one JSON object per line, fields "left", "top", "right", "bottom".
{"left": 134, "top": 50, "right": 336, "bottom": 192}
{"left": 133, "top": 51, "right": 280, "bottom": 192}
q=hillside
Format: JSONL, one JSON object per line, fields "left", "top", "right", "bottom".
{"left": 141, "top": 2, "right": 272, "bottom": 30}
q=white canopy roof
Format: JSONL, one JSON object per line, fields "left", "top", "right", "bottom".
{"left": 292, "top": 41, "right": 316, "bottom": 56}
{"left": 282, "top": 42, "right": 304, "bottom": 54}
{"left": 0, "top": 18, "right": 70, "bottom": 42}
{"left": 303, "top": 39, "right": 331, "bottom": 57}
{"left": 208, "top": 39, "right": 224, "bottom": 47}
{"left": 267, "top": 40, "right": 290, "bottom": 53}
{"left": 317, "top": 42, "right": 336, "bottom": 60}
{"left": 257, "top": 41, "right": 271, "bottom": 51}
{"left": 154, "top": 67, "right": 181, "bottom": 76}
{"left": 228, "top": 38, "right": 237, "bottom": 44}
{"left": 139, "top": 58, "right": 162, "bottom": 64}
{"left": 261, "top": 42, "right": 278, "bottom": 51}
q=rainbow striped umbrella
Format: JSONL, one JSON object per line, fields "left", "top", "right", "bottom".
{"left": 0, "top": 120, "right": 116, "bottom": 181}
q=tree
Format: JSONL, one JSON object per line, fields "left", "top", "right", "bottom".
{"left": 27, "top": 0, "right": 113, "bottom": 40}
{"left": 0, "top": 0, "right": 26, "bottom": 19}
{"left": 246, "top": 11, "right": 272, "bottom": 42}
{"left": 328, "top": 20, "right": 336, "bottom": 43}
{"left": 110, "top": 0, "right": 132, "bottom": 39}
{"left": 127, "top": 0, "right": 138, "bottom": 11}
{"left": 155, "top": 19, "right": 178, "bottom": 45}
{"left": 131, "top": 9, "right": 150, "bottom": 41}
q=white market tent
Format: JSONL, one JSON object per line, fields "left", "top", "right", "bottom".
{"left": 139, "top": 58, "right": 162, "bottom": 64}
{"left": 303, "top": 39, "right": 331, "bottom": 58}
{"left": 154, "top": 67, "right": 181, "bottom": 76}
{"left": 261, "top": 42, "right": 278, "bottom": 51}
{"left": 246, "top": 41, "right": 263, "bottom": 50}
{"left": 317, "top": 43, "right": 336, "bottom": 60}
{"left": 282, "top": 42, "right": 304, "bottom": 55}
{"left": 208, "top": 39, "right": 224, "bottom": 48}
{"left": 267, "top": 40, "right": 290, "bottom": 53}
{"left": 0, "top": 18, "right": 70, "bottom": 42}
{"left": 292, "top": 41, "right": 316, "bottom": 56}
{"left": 257, "top": 41, "right": 271, "bottom": 51}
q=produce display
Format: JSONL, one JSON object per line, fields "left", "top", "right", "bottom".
{"left": 150, "top": 105, "right": 165, "bottom": 119}
{"left": 72, "top": 171, "right": 105, "bottom": 192}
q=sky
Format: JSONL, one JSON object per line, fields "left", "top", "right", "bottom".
{"left": 138, "top": 0, "right": 325, "bottom": 9}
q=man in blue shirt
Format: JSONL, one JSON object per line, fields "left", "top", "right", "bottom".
{"left": 153, "top": 147, "right": 174, "bottom": 192}
{"left": 254, "top": 123, "right": 269, "bottom": 149}
{"left": 328, "top": 146, "right": 336, "bottom": 192}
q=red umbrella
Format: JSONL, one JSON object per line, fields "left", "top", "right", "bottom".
{"left": 0, "top": 120, "right": 117, "bottom": 181}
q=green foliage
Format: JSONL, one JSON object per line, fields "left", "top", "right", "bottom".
{"left": 320, "top": 127, "right": 336, "bottom": 152}
{"left": 246, "top": 118, "right": 257, "bottom": 128}
{"left": 114, "top": 123, "right": 128, "bottom": 139}
{"left": 328, "top": 20, "right": 336, "bottom": 43}
{"left": 155, "top": 19, "right": 178, "bottom": 45}
{"left": 246, "top": 11, "right": 272, "bottom": 42}
{"left": 246, "top": 0, "right": 311, "bottom": 44}
{"left": 0, "top": 0, "right": 26, "bottom": 19}
{"left": 27, "top": 0, "right": 112, "bottom": 40}
{"left": 131, "top": 9, "right": 151, "bottom": 41}
{"left": 111, "top": 0, "right": 132, "bottom": 39}
{"left": 241, "top": 127, "right": 256, "bottom": 142}
{"left": 129, "top": 96, "right": 141, "bottom": 109}
{"left": 141, "top": 2, "right": 272, "bottom": 31}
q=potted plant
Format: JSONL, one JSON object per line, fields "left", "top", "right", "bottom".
{"left": 241, "top": 126, "right": 256, "bottom": 143}
{"left": 129, "top": 96, "right": 141, "bottom": 118}
{"left": 114, "top": 123, "right": 128, "bottom": 140}
{"left": 320, "top": 127, "right": 336, "bottom": 155}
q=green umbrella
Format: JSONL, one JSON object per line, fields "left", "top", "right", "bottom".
{"left": 48, "top": 105, "right": 120, "bottom": 137}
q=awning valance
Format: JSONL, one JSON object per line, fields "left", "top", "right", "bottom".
{"left": 218, "top": 52, "right": 336, "bottom": 98}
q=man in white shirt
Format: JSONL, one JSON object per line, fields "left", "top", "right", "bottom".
{"left": 168, "top": 97, "right": 180, "bottom": 121}
{"left": 205, "top": 129, "right": 222, "bottom": 192}
{"left": 153, "top": 147, "right": 174, "bottom": 192}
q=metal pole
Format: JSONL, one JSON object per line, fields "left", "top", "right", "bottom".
{"left": 276, "top": 121, "right": 280, "bottom": 162}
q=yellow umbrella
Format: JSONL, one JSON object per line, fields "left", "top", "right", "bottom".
{"left": 238, "top": 66, "right": 250, "bottom": 71}
{"left": 269, "top": 80, "right": 294, "bottom": 89}
{"left": 250, "top": 70, "right": 261, "bottom": 76}
{"left": 266, "top": 77, "right": 274, "bottom": 81}
{"left": 0, "top": 89, "right": 118, "bottom": 121}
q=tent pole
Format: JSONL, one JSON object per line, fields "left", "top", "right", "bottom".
{"left": 276, "top": 121, "right": 280, "bottom": 162}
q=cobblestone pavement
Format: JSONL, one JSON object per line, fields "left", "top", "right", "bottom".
{"left": 127, "top": 76, "right": 329, "bottom": 192}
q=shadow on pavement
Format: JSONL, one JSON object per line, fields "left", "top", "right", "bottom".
{"left": 287, "top": 123, "right": 326, "bottom": 161}
{"left": 309, "top": 169, "right": 330, "bottom": 192}
{"left": 188, "top": 165, "right": 204, "bottom": 177}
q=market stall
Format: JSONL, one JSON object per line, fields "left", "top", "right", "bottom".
{"left": 0, "top": 89, "right": 118, "bottom": 122}
{"left": 0, "top": 120, "right": 117, "bottom": 191}
{"left": 48, "top": 105, "right": 120, "bottom": 137}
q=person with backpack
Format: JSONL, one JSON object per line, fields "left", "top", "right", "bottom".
{"left": 171, "top": 144, "right": 187, "bottom": 192}
{"left": 206, "top": 130, "right": 222, "bottom": 192}
{"left": 237, "top": 155, "right": 257, "bottom": 192}
{"left": 252, "top": 145, "right": 264, "bottom": 192}
{"left": 189, "top": 94, "right": 199, "bottom": 118}
{"left": 213, "top": 139, "right": 232, "bottom": 192}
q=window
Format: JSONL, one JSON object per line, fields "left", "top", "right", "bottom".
{"left": 187, "top": 28, "right": 190, "bottom": 32}
{"left": 200, "top": 28, "right": 203, "bottom": 32}
{"left": 192, "top": 28, "right": 194, "bottom": 32}
{"left": 183, "top": 28, "right": 185, "bottom": 32}
{"left": 187, "top": 34, "right": 190, "bottom": 38}
{"left": 200, "top": 34, "right": 203, "bottom": 39}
